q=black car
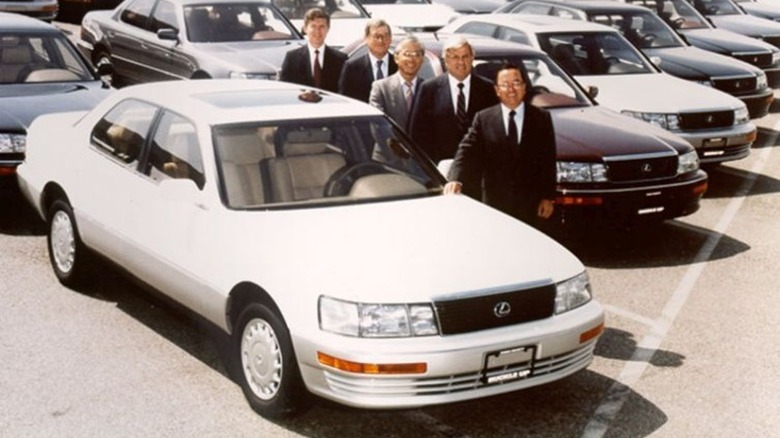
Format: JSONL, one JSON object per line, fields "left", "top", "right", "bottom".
{"left": 78, "top": 0, "right": 305, "bottom": 87}
{"left": 496, "top": 0, "right": 774, "bottom": 118}
{"left": 344, "top": 35, "right": 708, "bottom": 224}
{"left": 624, "top": 0, "right": 780, "bottom": 87}
{"left": 0, "top": 12, "right": 112, "bottom": 181}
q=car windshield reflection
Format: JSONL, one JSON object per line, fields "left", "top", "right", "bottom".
{"left": 539, "top": 32, "right": 655, "bottom": 76}
{"left": 184, "top": 3, "right": 298, "bottom": 42}
{"left": 213, "top": 116, "right": 443, "bottom": 209}
{"left": 0, "top": 34, "right": 94, "bottom": 84}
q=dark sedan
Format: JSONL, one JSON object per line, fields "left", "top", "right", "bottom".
{"left": 344, "top": 35, "right": 708, "bottom": 224}
{"left": 686, "top": 0, "right": 780, "bottom": 49}
{"left": 624, "top": 0, "right": 780, "bottom": 87}
{"left": 0, "top": 12, "right": 112, "bottom": 181}
{"left": 78, "top": 0, "right": 305, "bottom": 87}
{"left": 495, "top": 0, "right": 774, "bottom": 118}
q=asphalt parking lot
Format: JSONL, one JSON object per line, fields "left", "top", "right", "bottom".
{"left": 0, "top": 21, "right": 778, "bottom": 438}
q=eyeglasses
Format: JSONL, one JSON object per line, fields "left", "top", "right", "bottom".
{"left": 399, "top": 50, "right": 423, "bottom": 58}
{"left": 497, "top": 81, "right": 525, "bottom": 91}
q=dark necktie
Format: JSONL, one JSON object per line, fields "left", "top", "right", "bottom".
{"left": 404, "top": 80, "right": 414, "bottom": 110}
{"left": 508, "top": 110, "right": 518, "bottom": 146}
{"left": 376, "top": 59, "right": 384, "bottom": 80}
{"left": 313, "top": 49, "right": 321, "bottom": 87}
{"left": 456, "top": 82, "right": 467, "bottom": 132}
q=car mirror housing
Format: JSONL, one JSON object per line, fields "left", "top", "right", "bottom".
{"left": 157, "top": 28, "right": 179, "bottom": 42}
{"left": 587, "top": 85, "right": 599, "bottom": 99}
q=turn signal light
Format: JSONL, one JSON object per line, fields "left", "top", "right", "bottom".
{"left": 579, "top": 322, "right": 605, "bottom": 344}
{"left": 317, "top": 352, "right": 427, "bottom": 374}
{"left": 692, "top": 180, "right": 708, "bottom": 196}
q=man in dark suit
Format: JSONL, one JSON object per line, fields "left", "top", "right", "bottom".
{"left": 369, "top": 35, "right": 425, "bottom": 130}
{"left": 445, "top": 63, "right": 557, "bottom": 225}
{"left": 338, "top": 19, "right": 397, "bottom": 102}
{"left": 408, "top": 35, "right": 497, "bottom": 163}
{"left": 279, "top": 8, "right": 346, "bottom": 93}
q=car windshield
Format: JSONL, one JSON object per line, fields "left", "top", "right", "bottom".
{"left": 0, "top": 33, "right": 94, "bottom": 84}
{"left": 692, "top": 0, "right": 743, "bottom": 15}
{"left": 631, "top": 0, "right": 712, "bottom": 30}
{"left": 213, "top": 115, "right": 443, "bottom": 208}
{"left": 270, "top": 0, "right": 368, "bottom": 20}
{"left": 361, "top": 0, "right": 430, "bottom": 4}
{"left": 538, "top": 32, "right": 655, "bottom": 76}
{"left": 590, "top": 11, "right": 684, "bottom": 49}
{"left": 471, "top": 55, "right": 592, "bottom": 109}
{"left": 184, "top": 3, "right": 298, "bottom": 42}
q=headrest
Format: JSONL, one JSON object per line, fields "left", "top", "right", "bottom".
{"left": 2, "top": 45, "right": 32, "bottom": 64}
{"left": 282, "top": 129, "right": 333, "bottom": 156}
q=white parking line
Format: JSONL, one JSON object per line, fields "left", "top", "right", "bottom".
{"left": 404, "top": 410, "right": 474, "bottom": 438}
{"left": 601, "top": 304, "right": 656, "bottom": 327}
{"left": 581, "top": 136, "right": 774, "bottom": 438}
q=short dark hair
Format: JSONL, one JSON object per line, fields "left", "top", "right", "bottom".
{"left": 303, "top": 7, "right": 330, "bottom": 29}
{"left": 495, "top": 62, "right": 534, "bottom": 103}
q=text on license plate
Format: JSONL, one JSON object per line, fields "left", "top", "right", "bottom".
{"left": 482, "top": 344, "right": 537, "bottom": 385}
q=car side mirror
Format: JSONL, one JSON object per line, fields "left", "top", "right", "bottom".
{"left": 587, "top": 85, "right": 599, "bottom": 99}
{"left": 157, "top": 28, "right": 179, "bottom": 42}
{"left": 160, "top": 178, "right": 207, "bottom": 209}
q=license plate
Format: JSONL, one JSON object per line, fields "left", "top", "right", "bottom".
{"left": 703, "top": 137, "right": 726, "bottom": 148}
{"left": 482, "top": 344, "right": 537, "bottom": 385}
{"left": 638, "top": 206, "right": 665, "bottom": 215}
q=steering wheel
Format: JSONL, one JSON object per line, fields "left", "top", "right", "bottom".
{"left": 323, "top": 162, "right": 389, "bottom": 197}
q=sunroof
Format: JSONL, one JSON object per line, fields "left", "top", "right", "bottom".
{"left": 195, "top": 89, "right": 345, "bottom": 109}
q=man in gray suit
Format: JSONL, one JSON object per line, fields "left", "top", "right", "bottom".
{"left": 369, "top": 36, "right": 426, "bottom": 130}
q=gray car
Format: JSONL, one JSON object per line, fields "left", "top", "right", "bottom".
{"left": 78, "top": 0, "right": 305, "bottom": 87}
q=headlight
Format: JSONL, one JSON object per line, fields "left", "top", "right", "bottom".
{"left": 319, "top": 296, "right": 439, "bottom": 338}
{"left": 677, "top": 150, "right": 699, "bottom": 174}
{"left": 696, "top": 80, "right": 712, "bottom": 87}
{"left": 557, "top": 161, "right": 608, "bottom": 183}
{"left": 555, "top": 272, "right": 592, "bottom": 314}
{"left": 621, "top": 110, "right": 681, "bottom": 130}
{"left": 734, "top": 105, "right": 749, "bottom": 125}
{"left": 228, "top": 71, "right": 276, "bottom": 80}
{"left": 771, "top": 51, "right": 780, "bottom": 65}
{"left": 757, "top": 72, "right": 768, "bottom": 90}
{"left": 0, "top": 133, "right": 26, "bottom": 153}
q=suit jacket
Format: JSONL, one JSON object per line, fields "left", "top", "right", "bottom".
{"left": 368, "top": 73, "right": 424, "bottom": 130}
{"left": 339, "top": 54, "right": 398, "bottom": 102}
{"left": 408, "top": 73, "right": 498, "bottom": 163}
{"left": 279, "top": 45, "right": 346, "bottom": 93}
{"left": 448, "top": 103, "right": 557, "bottom": 222}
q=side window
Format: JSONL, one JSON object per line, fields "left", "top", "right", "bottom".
{"left": 551, "top": 6, "right": 583, "bottom": 20}
{"left": 515, "top": 3, "right": 553, "bottom": 14}
{"left": 147, "top": 111, "right": 205, "bottom": 189}
{"left": 91, "top": 99, "right": 158, "bottom": 166}
{"left": 121, "top": 0, "right": 157, "bottom": 29}
{"left": 496, "top": 27, "right": 530, "bottom": 45}
{"left": 151, "top": 0, "right": 178, "bottom": 32}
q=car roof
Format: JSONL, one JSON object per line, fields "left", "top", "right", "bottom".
{"left": 110, "top": 80, "right": 385, "bottom": 125}
{"left": 518, "top": 0, "right": 659, "bottom": 14}
{"left": 448, "top": 13, "right": 619, "bottom": 33}
{"left": 0, "top": 12, "right": 62, "bottom": 33}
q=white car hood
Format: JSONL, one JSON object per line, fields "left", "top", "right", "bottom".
{"left": 574, "top": 72, "right": 742, "bottom": 113}
{"left": 364, "top": 4, "right": 458, "bottom": 29}
{"left": 224, "top": 196, "right": 581, "bottom": 303}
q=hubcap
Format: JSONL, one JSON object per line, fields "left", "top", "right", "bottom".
{"left": 50, "top": 210, "right": 75, "bottom": 274}
{"left": 241, "top": 318, "right": 283, "bottom": 400}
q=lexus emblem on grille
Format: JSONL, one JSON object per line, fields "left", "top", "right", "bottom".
{"left": 494, "top": 301, "right": 511, "bottom": 318}
{"left": 641, "top": 163, "right": 653, "bottom": 173}
{"left": 706, "top": 115, "right": 714, "bottom": 124}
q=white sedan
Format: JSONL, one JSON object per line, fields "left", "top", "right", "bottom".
{"left": 17, "top": 79, "right": 604, "bottom": 417}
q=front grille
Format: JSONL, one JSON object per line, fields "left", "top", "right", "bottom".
{"left": 434, "top": 285, "right": 556, "bottom": 335}
{"left": 761, "top": 36, "right": 780, "bottom": 48}
{"left": 680, "top": 110, "right": 733, "bottom": 130}
{"left": 712, "top": 76, "right": 757, "bottom": 94}
{"left": 733, "top": 52, "right": 774, "bottom": 68}
{"left": 606, "top": 154, "right": 677, "bottom": 182}
{"left": 322, "top": 342, "right": 596, "bottom": 397}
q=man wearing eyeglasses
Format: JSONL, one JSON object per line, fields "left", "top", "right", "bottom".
{"left": 444, "top": 63, "right": 557, "bottom": 227}
{"left": 368, "top": 36, "right": 426, "bottom": 130}
{"left": 408, "top": 35, "right": 497, "bottom": 163}
{"left": 339, "top": 19, "right": 397, "bottom": 102}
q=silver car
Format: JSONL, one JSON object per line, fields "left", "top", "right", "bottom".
{"left": 0, "top": 0, "right": 58, "bottom": 21}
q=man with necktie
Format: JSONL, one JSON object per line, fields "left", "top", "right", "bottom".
{"left": 444, "top": 63, "right": 557, "bottom": 226}
{"left": 279, "top": 8, "right": 346, "bottom": 93}
{"left": 368, "top": 36, "right": 426, "bottom": 130}
{"left": 408, "top": 35, "right": 497, "bottom": 164}
{"left": 338, "top": 19, "right": 397, "bottom": 102}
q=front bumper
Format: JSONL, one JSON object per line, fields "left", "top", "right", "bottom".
{"left": 677, "top": 123, "right": 756, "bottom": 164}
{"left": 555, "top": 170, "right": 708, "bottom": 224}
{"left": 293, "top": 300, "right": 604, "bottom": 409}
{"left": 735, "top": 89, "right": 774, "bottom": 119}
